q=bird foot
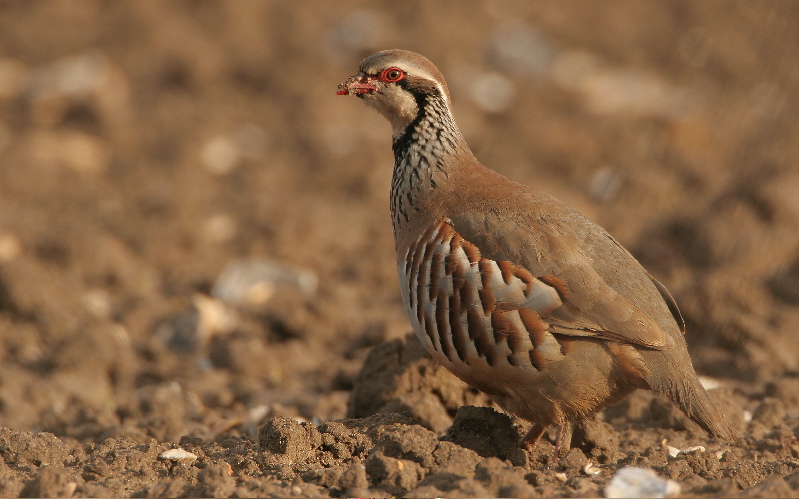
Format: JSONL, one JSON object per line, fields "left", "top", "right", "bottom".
{"left": 518, "top": 423, "right": 573, "bottom": 464}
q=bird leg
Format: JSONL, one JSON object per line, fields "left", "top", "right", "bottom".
{"left": 519, "top": 422, "right": 573, "bottom": 463}
{"left": 552, "top": 422, "right": 574, "bottom": 463}
{"left": 518, "top": 423, "right": 545, "bottom": 450}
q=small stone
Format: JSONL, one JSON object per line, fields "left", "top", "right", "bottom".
{"left": 212, "top": 258, "right": 318, "bottom": 307}
{"left": 681, "top": 445, "right": 706, "bottom": 455}
{"left": 201, "top": 135, "right": 242, "bottom": 175}
{"left": 666, "top": 444, "right": 706, "bottom": 459}
{"left": 193, "top": 293, "right": 239, "bottom": 342}
{"left": 605, "top": 466, "right": 680, "bottom": 498}
{"left": 583, "top": 459, "right": 601, "bottom": 475}
{"left": 158, "top": 448, "right": 198, "bottom": 461}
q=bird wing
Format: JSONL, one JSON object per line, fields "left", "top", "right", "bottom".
{"left": 447, "top": 196, "right": 682, "bottom": 350}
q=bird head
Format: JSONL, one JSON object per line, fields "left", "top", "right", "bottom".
{"left": 337, "top": 49, "right": 452, "bottom": 137}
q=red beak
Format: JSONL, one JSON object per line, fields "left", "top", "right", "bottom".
{"left": 337, "top": 75, "right": 378, "bottom": 96}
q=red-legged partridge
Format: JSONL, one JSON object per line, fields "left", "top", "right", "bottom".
{"left": 337, "top": 49, "right": 735, "bottom": 459}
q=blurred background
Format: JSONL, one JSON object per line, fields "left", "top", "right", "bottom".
{"left": 0, "top": 0, "right": 798, "bottom": 445}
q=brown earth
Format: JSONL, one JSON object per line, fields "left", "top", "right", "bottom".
{"left": 1, "top": 1, "right": 799, "bottom": 497}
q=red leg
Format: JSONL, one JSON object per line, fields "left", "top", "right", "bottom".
{"left": 552, "top": 422, "right": 574, "bottom": 463}
{"left": 518, "top": 423, "right": 545, "bottom": 450}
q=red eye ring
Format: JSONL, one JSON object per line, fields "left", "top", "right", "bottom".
{"left": 380, "top": 67, "right": 406, "bottom": 83}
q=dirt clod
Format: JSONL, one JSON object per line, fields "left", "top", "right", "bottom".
{"left": 0, "top": 429, "right": 69, "bottom": 471}
{"left": 573, "top": 417, "right": 619, "bottom": 463}
{"left": 18, "top": 466, "right": 76, "bottom": 499}
{"left": 741, "top": 474, "right": 793, "bottom": 498}
{"left": 347, "top": 334, "right": 492, "bottom": 432}
{"left": 443, "top": 406, "right": 528, "bottom": 466}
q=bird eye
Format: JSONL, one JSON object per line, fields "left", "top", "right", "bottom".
{"left": 381, "top": 67, "right": 406, "bottom": 83}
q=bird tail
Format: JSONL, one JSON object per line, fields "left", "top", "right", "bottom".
{"left": 641, "top": 351, "right": 737, "bottom": 440}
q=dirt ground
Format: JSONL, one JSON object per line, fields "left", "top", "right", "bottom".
{"left": 1, "top": 1, "right": 799, "bottom": 497}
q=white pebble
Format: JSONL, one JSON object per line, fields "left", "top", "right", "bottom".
{"left": 681, "top": 445, "right": 706, "bottom": 454}
{"left": 193, "top": 293, "right": 239, "bottom": 342}
{"left": 158, "top": 448, "right": 198, "bottom": 461}
{"left": 212, "top": 258, "right": 318, "bottom": 307}
{"left": 583, "top": 459, "right": 601, "bottom": 475}
{"left": 667, "top": 444, "right": 705, "bottom": 458}
{"left": 605, "top": 466, "right": 680, "bottom": 498}
{"left": 201, "top": 135, "right": 241, "bottom": 175}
